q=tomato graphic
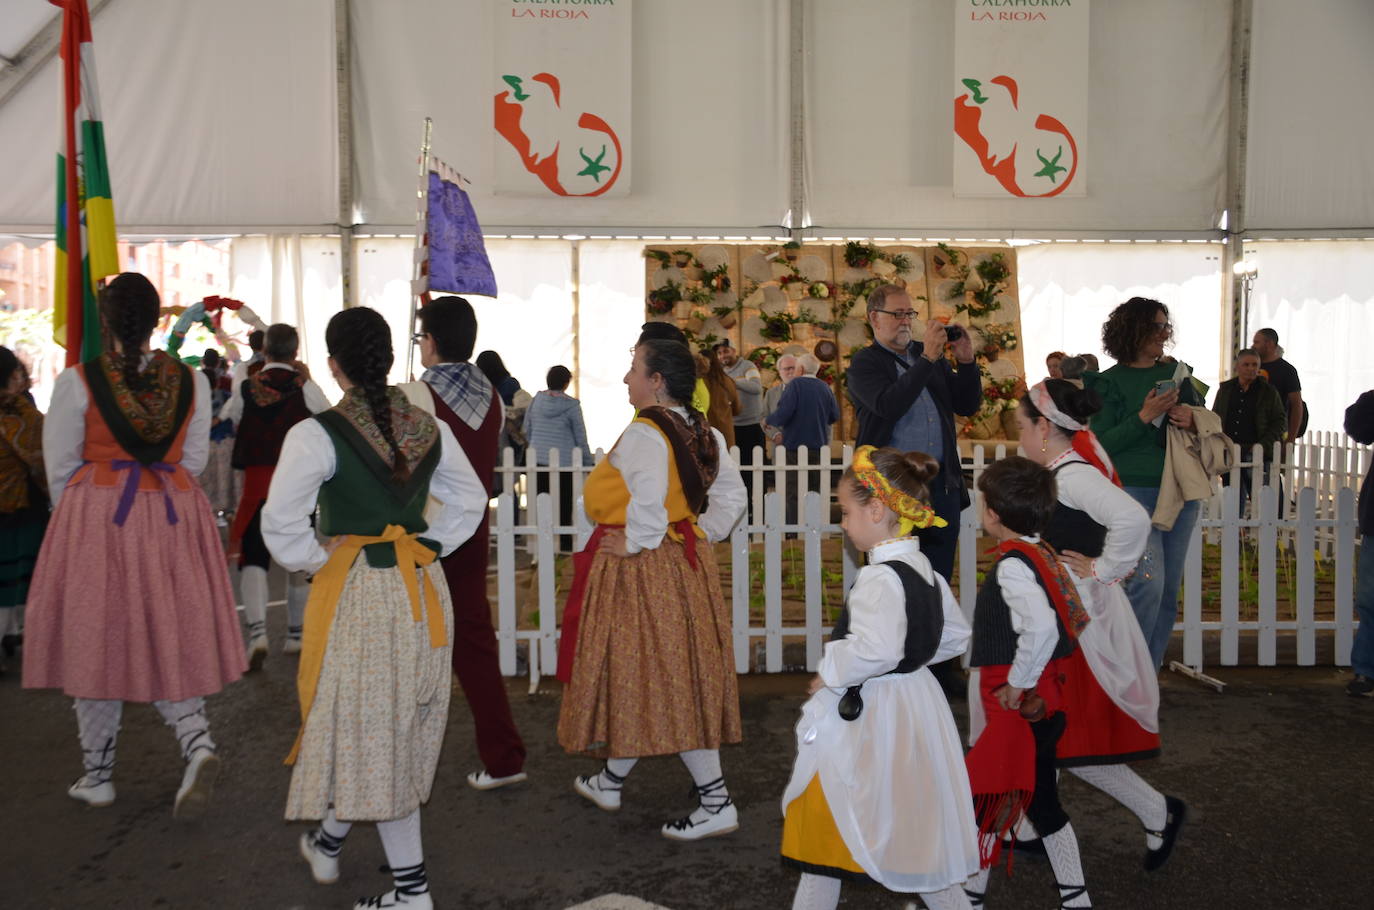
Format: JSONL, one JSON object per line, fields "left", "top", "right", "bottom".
{"left": 954, "top": 75, "right": 1079, "bottom": 198}
{"left": 494, "top": 72, "right": 624, "bottom": 197}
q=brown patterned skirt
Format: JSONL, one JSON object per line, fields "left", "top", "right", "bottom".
{"left": 557, "top": 535, "right": 741, "bottom": 758}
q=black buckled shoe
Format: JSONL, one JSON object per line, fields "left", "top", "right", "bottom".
{"left": 1143, "top": 795, "right": 1188, "bottom": 872}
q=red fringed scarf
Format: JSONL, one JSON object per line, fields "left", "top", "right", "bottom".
{"left": 965, "top": 539, "right": 1089, "bottom": 868}
{"left": 1070, "top": 428, "right": 1122, "bottom": 487}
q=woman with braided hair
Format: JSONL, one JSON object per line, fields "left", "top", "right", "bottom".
{"left": 261, "top": 306, "right": 485, "bottom": 910}
{"left": 557, "top": 337, "right": 747, "bottom": 841}
{"left": 22, "top": 272, "right": 246, "bottom": 819}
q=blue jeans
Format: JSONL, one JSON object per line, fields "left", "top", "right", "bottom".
{"left": 1122, "top": 486, "right": 1201, "bottom": 668}
{"left": 1352, "top": 537, "right": 1374, "bottom": 678}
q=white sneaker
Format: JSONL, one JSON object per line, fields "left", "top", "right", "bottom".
{"left": 246, "top": 634, "right": 269, "bottom": 672}
{"left": 173, "top": 749, "right": 220, "bottom": 820}
{"left": 68, "top": 775, "right": 115, "bottom": 807}
{"left": 467, "top": 769, "right": 528, "bottom": 791}
{"left": 353, "top": 890, "right": 433, "bottom": 909}
{"left": 661, "top": 800, "right": 739, "bottom": 841}
{"left": 573, "top": 773, "right": 621, "bottom": 812}
{"left": 282, "top": 638, "right": 303, "bottom": 655}
{"left": 299, "top": 830, "right": 340, "bottom": 884}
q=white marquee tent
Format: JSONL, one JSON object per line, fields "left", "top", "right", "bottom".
{"left": 1, "top": 0, "right": 1372, "bottom": 446}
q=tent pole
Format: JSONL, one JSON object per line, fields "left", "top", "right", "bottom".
{"left": 788, "top": 0, "right": 805, "bottom": 243}
{"left": 336, "top": 0, "right": 355, "bottom": 308}
{"left": 406, "top": 119, "right": 434, "bottom": 381}
{"left": 1222, "top": 0, "right": 1254, "bottom": 369}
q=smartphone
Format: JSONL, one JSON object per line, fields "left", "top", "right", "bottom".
{"left": 1153, "top": 379, "right": 1177, "bottom": 395}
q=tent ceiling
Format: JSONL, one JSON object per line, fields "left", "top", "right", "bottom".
{"left": 0, "top": 0, "right": 1369, "bottom": 237}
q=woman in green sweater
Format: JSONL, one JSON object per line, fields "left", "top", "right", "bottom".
{"left": 1087, "top": 298, "right": 1200, "bottom": 668}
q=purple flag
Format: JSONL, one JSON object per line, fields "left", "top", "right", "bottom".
{"left": 426, "top": 171, "right": 497, "bottom": 297}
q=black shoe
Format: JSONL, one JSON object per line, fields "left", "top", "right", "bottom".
{"left": 1011, "top": 836, "right": 1048, "bottom": 862}
{"left": 1, "top": 633, "right": 20, "bottom": 658}
{"left": 1347, "top": 675, "right": 1374, "bottom": 697}
{"left": 1143, "top": 795, "right": 1187, "bottom": 872}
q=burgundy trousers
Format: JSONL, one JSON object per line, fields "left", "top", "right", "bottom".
{"left": 441, "top": 513, "right": 526, "bottom": 777}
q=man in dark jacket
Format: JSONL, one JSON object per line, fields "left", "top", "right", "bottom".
{"left": 1211, "top": 348, "right": 1287, "bottom": 516}
{"left": 1345, "top": 389, "right": 1374, "bottom": 697}
{"left": 845, "top": 284, "right": 982, "bottom": 581}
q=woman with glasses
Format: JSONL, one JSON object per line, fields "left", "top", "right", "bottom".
{"left": 1087, "top": 297, "right": 1200, "bottom": 668}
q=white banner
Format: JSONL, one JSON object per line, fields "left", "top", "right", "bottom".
{"left": 953, "top": 0, "right": 1088, "bottom": 198}
{"left": 492, "top": 0, "right": 632, "bottom": 198}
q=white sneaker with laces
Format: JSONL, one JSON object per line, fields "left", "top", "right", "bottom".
{"left": 173, "top": 749, "right": 220, "bottom": 820}
{"left": 573, "top": 773, "right": 621, "bottom": 812}
{"left": 467, "top": 769, "right": 528, "bottom": 790}
{"left": 661, "top": 800, "right": 739, "bottom": 841}
{"left": 68, "top": 775, "right": 115, "bottom": 807}
{"left": 282, "top": 638, "right": 303, "bottom": 655}
{"left": 298, "top": 830, "right": 340, "bottom": 884}
{"left": 353, "top": 889, "right": 433, "bottom": 909}
{"left": 246, "top": 634, "right": 269, "bottom": 672}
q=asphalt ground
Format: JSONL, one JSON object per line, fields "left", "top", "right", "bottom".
{"left": 3, "top": 593, "right": 1373, "bottom": 909}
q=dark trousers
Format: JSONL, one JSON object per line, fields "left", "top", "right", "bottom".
{"left": 916, "top": 479, "right": 962, "bottom": 582}
{"left": 239, "top": 506, "right": 271, "bottom": 571}
{"left": 440, "top": 513, "right": 527, "bottom": 777}
{"left": 1026, "top": 711, "right": 1071, "bottom": 837}
{"left": 734, "top": 423, "right": 766, "bottom": 516}
{"left": 535, "top": 469, "right": 576, "bottom": 554}
{"left": 1224, "top": 466, "right": 1284, "bottom": 518}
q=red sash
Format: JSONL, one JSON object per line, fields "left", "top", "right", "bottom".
{"left": 229, "top": 464, "right": 275, "bottom": 547}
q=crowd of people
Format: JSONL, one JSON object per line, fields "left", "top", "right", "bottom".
{"left": 0, "top": 271, "right": 1370, "bottom": 909}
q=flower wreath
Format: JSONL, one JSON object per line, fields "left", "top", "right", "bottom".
{"left": 851, "top": 445, "right": 949, "bottom": 536}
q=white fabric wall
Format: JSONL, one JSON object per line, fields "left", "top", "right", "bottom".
{"left": 1245, "top": 0, "right": 1374, "bottom": 231}
{"left": 1243, "top": 241, "right": 1374, "bottom": 434}
{"left": 805, "top": 0, "right": 1232, "bottom": 233}
{"left": 1017, "top": 242, "right": 1225, "bottom": 395}
{"left": 0, "top": 0, "right": 338, "bottom": 231}
{"left": 350, "top": 0, "right": 790, "bottom": 230}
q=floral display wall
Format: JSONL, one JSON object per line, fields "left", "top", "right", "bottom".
{"left": 644, "top": 243, "right": 1024, "bottom": 441}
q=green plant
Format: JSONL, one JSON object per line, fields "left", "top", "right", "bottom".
{"left": 646, "top": 280, "right": 683, "bottom": 314}
{"left": 746, "top": 346, "right": 781, "bottom": 371}
{"left": 843, "top": 241, "right": 881, "bottom": 268}
{"left": 644, "top": 248, "right": 671, "bottom": 266}
{"left": 759, "top": 311, "right": 795, "bottom": 342}
{"left": 704, "top": 264, "right": 732, "bottom": 293}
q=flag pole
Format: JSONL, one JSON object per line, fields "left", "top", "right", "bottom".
{"left": 406, "top": 117, "right": 433, "bottom": 381}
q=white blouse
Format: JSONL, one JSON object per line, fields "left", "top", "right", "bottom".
{"left": 43, "top": 361, "right": 212, "bottom": 508}
{"left": 260, "top": 416, "right": 486, "bottom": 574}
{"left": 217, "top": 362, "right": 332, "bottom": 425}
{"left": 818, "top": 537, "right": 971, "bottom": 688}
{"left": 605, "top": 407, "right": 747, "bottom": 553}
{"left": 997, "top": 535, "right": 1064, "bottom": 690}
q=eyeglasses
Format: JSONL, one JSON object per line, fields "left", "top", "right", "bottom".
{"left": 1152, "top": 321, "right": 1173, "bottom": 334}
{"left": 411, "top": 332, "right": 429, "bottom": 343}
{"left": 873, "top": 308, "right": 919, "bottom": 321}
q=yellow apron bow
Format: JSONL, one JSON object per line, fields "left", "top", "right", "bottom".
{"left": 285, "top": 524, "right": 447, "bottom": 765}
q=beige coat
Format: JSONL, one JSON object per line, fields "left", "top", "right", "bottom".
{"left": 1153, "top": 406, "right": 1234, "bottom": 530}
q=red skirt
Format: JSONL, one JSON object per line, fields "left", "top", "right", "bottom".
{"left": 1055, "top": 647, "right": 1160, "bottom": 766}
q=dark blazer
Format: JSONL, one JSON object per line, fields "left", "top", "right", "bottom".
{"left": 1210, "top": 377, "right": 1287, "bottom": 459}
{"left": 1345, "top": 390, "right": 1374, "bottom": 535}
{"left": 845, "top": 340, "right": 983, "bottom": 505}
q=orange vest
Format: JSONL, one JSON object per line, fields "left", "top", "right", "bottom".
{"left": 68, "top": 373, "right": 195, "bottom": 495}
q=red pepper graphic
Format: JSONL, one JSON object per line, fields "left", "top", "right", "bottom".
{"left": 954, "top": 75, "right": 1079, "bottom": 198}
{"left": 494, "top": 72, "right": 624, "bottom": 197}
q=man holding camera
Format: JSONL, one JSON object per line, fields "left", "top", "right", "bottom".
{"left": 845, "top": 284, "right": 982, "bottom": 581}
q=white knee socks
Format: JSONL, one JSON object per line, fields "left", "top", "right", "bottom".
{"left": 153, "top": 697, "right": 215, "bottom": 760}
{"left": 678, "top": 748, "right": 731, "bottom": 816}
{"left": 286, "top": 575, "right": 309, "bottom": 641}
{"left": 73, "top": 698, "right": 122, "bottom": 783}
{"left": 790, "top": 872, "right": 841, "bottom": 910}
{"left": 1042, "top": 822, "right": 1091, "bottom": 908}
{"left": 316, "top": 807, "right": 352, "bottom": 856}
{"left": 377, "top": 809, "right": 428, "bottom": 897}
{"left": 240, "top": 566, "right": 269, "bottom": 639}
{"left": 1068, "top": 763, "right": 1167, "bottom": 849}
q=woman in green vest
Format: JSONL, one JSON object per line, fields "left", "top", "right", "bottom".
{"left": 262, "top": 307, "right": 486, "bottom": 910}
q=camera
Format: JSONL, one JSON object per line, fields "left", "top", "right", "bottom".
{"left": 944, "top": 324, "right": 965, "bottom": 342}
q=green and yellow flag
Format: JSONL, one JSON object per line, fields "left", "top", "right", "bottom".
{"left": 53, "top": 0, "right": 117, "bottom": 366}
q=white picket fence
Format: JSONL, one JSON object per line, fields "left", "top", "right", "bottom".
{"left": 489, "top": 437, "right": 1367, "bottom": 684}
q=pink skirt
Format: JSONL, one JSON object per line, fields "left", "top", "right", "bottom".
{"left": 22, "top": 476, "right": 247, "bottom": 702}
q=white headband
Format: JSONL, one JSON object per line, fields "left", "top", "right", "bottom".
{"left": 1029, "top": 382, "right": 1084, "bottom": 432}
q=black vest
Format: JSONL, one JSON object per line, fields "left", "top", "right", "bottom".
{"left": 831, "top": 559, "right": 945, "bottom": 675}
{"left": 1042, "top": 463, "right": 1107, "bottom": 558}
{"left": 231, "top": 367, "right": 312, "bottom": 468}
{"left": 970, "top": 549, "right": 1075, "bottom": 668}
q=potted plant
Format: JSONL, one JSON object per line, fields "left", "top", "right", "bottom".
{"left": 644, "top": 248, "right": 671, "bottom": 267}
{"left": 759, "top": 312, "right": 795, "bottom": 342}
{"left": 713, "top": 302, "right": 739, "bottom": 329}
{"left": 807, "top": 281, "right": 835, "bottom": 300}
{"left": 782, "top": 240, "right": 802, "bottom": 262}
{"left": 843, "top": 241, "right": 880, "bottom": 269}
{"left": 672, "top": 248, "right": 695, "bottom": 269}
{"left": 705, "top": 264, "right": 732, "bottom": 294}
{"left": 685, "top": 309, "right": 708, "bottom": 334}
{"left": 646, "top": 280, "right": 683, "bottom": 315}
{"left": 746, "top": 346, "right": 780, "bottom": 372}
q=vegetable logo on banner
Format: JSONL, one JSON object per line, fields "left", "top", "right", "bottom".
{"left": 493, "top": 0, "right": 631, "bottom": 197}
{"left": 953, "top": 0, "right": 1088, "bottom": 198}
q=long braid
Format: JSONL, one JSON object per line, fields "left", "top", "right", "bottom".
{"left": 325, "top": 307, "right": 409, "bottom": 483}
{"left": 99, "top": 273, "right": 160, "bottom": 385}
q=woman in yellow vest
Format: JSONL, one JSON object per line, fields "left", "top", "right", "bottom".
{"left": 557, "top": 337, "right": 747, "bottom": 840}
{"left": 261, "top": 307, "right": 486, "bottom": 910}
